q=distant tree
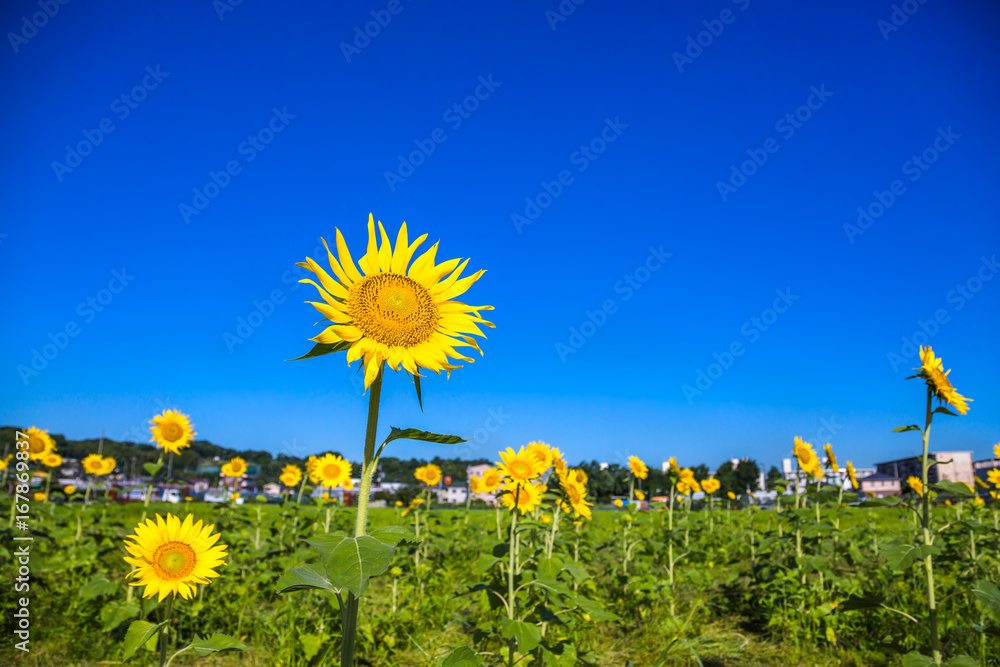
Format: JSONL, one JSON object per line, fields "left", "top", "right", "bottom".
{"left": 766, "top": 465, "right": 784, "bottom": 490}
{"left": 715, "top": 458, "right": 762, "bottom": 496}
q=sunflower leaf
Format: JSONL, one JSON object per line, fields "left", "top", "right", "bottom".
{"left": 414, "top": 374, "right": 424, "bottom": 413}
{"left": 314, "top": 534, "right": 397, "bottom": 598}
{"left": 931, "top": 480, "right": 974, "bottom": 497}
{"left": 275, "top": 564, "right": 337, "bottom": 593}
{"left": 122, "top": 620, "right": 166, "bottom": 660}
{"left": 972, "top": 579, "right": 1000, "bottom": 618}
{"left": 438, "top": 645, "right": 485, "bottom": 667}
{"left": 143, "top": 462, "right": 163, "bottom": 477}
{"left": 187, "top": 633, "right": 249, "bottom": 657}
{"left": 892, "top": 425, "right": 922, "bottom": 433}
{"left": 287, "top": 340, "right": 353, "bottom": 362}
{"left": 500, "top": 617, "right": 542, "bottom": 652}
{"left": 382, "top": 427, "right": 469, "bottom": 447}
{"left": 933, "top": 406, "right": 959, "bottom": 417}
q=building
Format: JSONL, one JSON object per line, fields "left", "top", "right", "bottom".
{"left": 857, "top": 472, "right": 901, "bottom": 498}
{"left": 875, "top": 452, "right": 974, "bottom": 487}
{"left": 781, "top": 458, "right": 875, "bottom": 491}
{"left": 436, "top": 485, "right": 468, "bottom": 504}
{"left": 974, "top": 457, "right": 999, "bottom": 492}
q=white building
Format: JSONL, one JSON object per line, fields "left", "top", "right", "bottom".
{"left": 781, "top": 457, "right": 875, "bottom": 491}
{"left": 436, "top": 485, "right": 468, "bottom": 504}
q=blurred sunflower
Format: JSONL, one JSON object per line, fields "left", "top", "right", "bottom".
{"left": 149, "top": 410, "right": 196, "bottom": 454}
{"left": 526, "top": 442, "right": 555, "bottom": 474}
{"left": 297, "top": 214, "right": 495, "bottom": 390}
{"left": 846, "top": 461, "right": 858, "bottom": 490}
{"left": 41, "top": 452, "right": 63, "bottom": 468}
{"left": 230, "top": 492, "right": 241, "bottom": 501}
{"left": 99, "top": 456, "right": 116, "bottom": 475}
{"left": 82, "top": 454, "right": 105, "bottom": 476}
{"left": 907, "top": 476, "right": 924, "bottom": 497}
{"left": 469, "top": 474, "right": 484, "bottom": 494}
{"left": 497, "top": 447, "right": 541, "bottom": 483}
{"left": 727, "top": 491, "right": 736, "bottom": 500}
{"left": 613, "top": 499, "right": 624, "bottom": 508}
{"left": 986, "top": 469, "right": 1000, "bottom": 487}
{"left": 63, "top": 485, "right": 76, "bottom": 495}
{"left": 414, "top": 463, "right": 442, "bottom": 487}
{"left": 124, "top": 513, "right": 227, "bottom": 601}
{"left": 25, "top": 427, "right": 56, "bottom": 462}
{"left": 702, "top": 478, "right": 720, "bottom": 495}
{"left": 823, "top": 444, "right": 838, "bottom": 474}
{"left": 911, "top": 346, "right": 971, "bottom": 414}
{"left": 312, "top": 453, "right": 352, "bottom": 488}
{"left": 222, "top": 457, "right": 247, "bottom": 478}
{"left": 0, "top": 454, "right": 11, "bottom": 471}
{"left": 481, "top": 467, "right": 502, "bottom": 492}
{"left": 279, "top": 464, "right": 303, "bottom": 488}
{"left": 628, "top": 456, "right": 648, "bottom": 480}
{"left": 33, "top": 492, "right": 46, "bottom": 501}
{"left": 635, "top": 490, "right": 645, "bottom": 500}
{"left": 501, "top": 481, "right": 545, "bottom": 514}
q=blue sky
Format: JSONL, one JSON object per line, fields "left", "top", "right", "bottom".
{"left": 2, "top": 0, "right": 998, "bottom": 471}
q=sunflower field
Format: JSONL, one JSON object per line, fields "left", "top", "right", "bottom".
{"left": 3, "top": 217, "right": 999, "bottom": 666}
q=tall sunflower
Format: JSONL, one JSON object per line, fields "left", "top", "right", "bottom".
{"left": 846, "top": 461, "right": 858, "bottom": 490}
{"left": 911, "top": 346, "right": 971, "bottom": 414}
{"left": 500, "top": 481, "right": 545, "bottom": 515}
{"left": 311, "top": 453, "right": 352, "bottom": 488}
{"left": 497, "top": 447, "right": 541, "bottom": 483}
{"left": 628, "top": 456, "right": 649, "bottom": 480}
{"left": 25, "top": 427, "right": 56, "bottom": 462}
{"left": 297, "top": 214, "right": 495, "bottom": 391}
{"left": 149, "top": 409, "right": 196, "bottom": 454}
{"left": 702, "top": 478, "right": 720, "bottom": 495}
{"left": 823, "top": 444, "right": 838, "bottom": 474}
{"left": 123, "top": 513, "right": 227, "bottom": 601}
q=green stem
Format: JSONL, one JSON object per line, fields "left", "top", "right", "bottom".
{"left": 507, "top": 505, "right": 518, "bottom": 667}
{"left": 158, "top": 594, "right": 174, "bottom": 667}
{"left": 84, "top": 478, "right": 93, "bottom": 506}
{"left": 920, "top": 389, "right": 941, "bottom": 663}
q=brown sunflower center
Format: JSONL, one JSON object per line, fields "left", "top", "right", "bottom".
{"left": 323, "top": 464, "right": 342, "bottom": 480}
{"left": 28, "top": 437, "right": 46, "bottom": 454}
{"left": 348, "top": 273, "right": 439, "bottom": 347}
{"left": 151, "top": 542, "right": 196, "bottom": 580}
{"left": 161, "top": 422, "right": 183, "bottom": 442}
{"left": 509, "top": 460, "right": 532, "bottom": 479}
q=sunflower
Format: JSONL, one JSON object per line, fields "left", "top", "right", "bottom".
{"left": 33, "top": 492, "right": 46, "bottom": 501}
{"left": 0, "top": 454, "right": 11, "bottom": 471}
{"left": 526, "top": 442, "right": 555, "bottom": 474}
{"left": 570, "top": 468, "right": 588, "bottom": 486}
{"left": 994, "top": 443, "right": 1000, "bottom": 460}
{"left": 986, "top": 469, "right": 1000, "bottom": 487}
{"left": 63, "top": 485, "right": 76, "bottom": 495}
{"left": 480, "top": 467, "right": 502, "bottom": 492}
{"left": 414, "top": 464, "right": 442, "bottom": 487}
{"left": 613, "top": 499, "right": 624, "bottom": 508}
{"left": 231, "top": 492, "right": 241, "bottom": 501}
{"left": 149, "top": 410, "right": 196, "bottom": 454}
{"left": 552, "top": 456, "right": 568, "bottom": 483}
{"left": 701, "top": 478, "right": 720, "bottom": 495}
{"left": 99, "top": 456, "right": 117, "bottom": 475}
{"left": 222, "top": 457, "right": 247, "bottom": 478}
{"left": 911, "top": 346, "right": 971, "bottom": 414}
{"left": 25, "top": 427, "right": 56, "bottom": 462}
{"left": 469, "top": 474, "right": 484, "bottom": 494}
{"left": 500, "top": 481, "right": 545, "bottom": 515}
{"left": 635, "top": 490, "right": 645, "bottom": 500}
{"left": 727, "top": 491, "right": 736, "bottom": 500}
{"left": 124, "top": 513, "right": 227, "bottom": 601}
{"left": 823, "top": 444, "right": 839, "bottom": 474}
{"left": 82, "top": 454, "right": 106, "bottom": 476}
{"left": 297, "top": 214, "right": 495, "bottom": 391}
{"left": 907, "top": 476, "right": 924, "bottom": 497}
{"left": 312, "top": 453, "right": 352, "bottom": 488}
{"left": 676, "top": 481, "right": 691, "bottom": 495}
{"left": 41, "top": 452, "right": 63, "bottom": 468}
{"left": 846, "top": 461, "right": 858, "bottom": 490}
{"left": 343, "top": 477, "right": 355, "bottom": 490}
{"left": 497, "top": 447, "right": 541, "bottom": 483}
{"left": 628, "top": 455, "right": 648, "bottom": 480}
{"left": 793, "top": 437, "right": 815, "bottom": 469}
{"left": 279, "top": 464, "right": 303, "bottom": 488}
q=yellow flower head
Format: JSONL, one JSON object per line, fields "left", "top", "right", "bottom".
{"left": 701, "top": 478, "right": 720, "bottom": 495}
{"left": 124, "top": 513, "right": 227, "bottom": 601}
{"left": 149, "top": 409, "right": 196, "bottom": 455}
{"left": 676, "top": 481, "right": 690, "bottom": 495}
{"left": 972, "top": 496, "right": 985, "bottom": 508}
{"left": 322, "top": 492, "right": 330, "bottom": 501}
{"left": 184, "top": 496, "right": 193, "bottom": 501}
{"left": 395, "top": 500, "right": 404, "bottom": 507}
{"left": 540, "top": 513, "right": 552, "bottom": 524}
{"left": 793, "top": 436, "right": 815, "bottom": 469}
{"left": 230, "top": 492, "right": 241, "bottom": 501}
{"left": 297, "top": 214, "right": 495, "bottom": 391}
{"left": 470, "top": 474, "right": 484, "bottom": 495}
{"left": 0, "top": 454, "right": 12, "bottom": 471}
{"left": 343, "top": 477, "right": 355, "bottom": 490}
{"left": 635, "top": 490, "right": 645, "bottom": 500}
{"left": 500, "top": 481, "right": 545, "bottom": 515}
{"left": 526, "top": 441, "right": 555, "bottom": 474}
{"left": 25, "top": 427, "right": 56, "bottom": 462}
{"left": 42, "top": 452, "right": 63, "bottom": 468}
{"left": 628, "top": 455, "right": 649, "bottom": 480}
{"left": 222, "top": 457, "right": 246, "bottom": 478}
{"left": 553, "top": 455, "right": 568, "bottom": 482}
{"left": 279, "top": 464, "right": 303, "bottom": 488}
{"left": 82, "top": 454, "right": 106, "bottom": 476}
{"left": 570, "top": 468, "right": 588, "bottom": 487}
{"left": 562, "top": 480, "right": 593, "bottom": 520}
{"left": 33, "top": 492, "right": 46, "bottom": 501}
{"left": 727, "top": 491, "right": 736, "bottom": 500}
{"left": 613, "top": 498, "right": 624, "bottom": 508}
{"left": 414, "top": 464, "right": 443, "bottom": 487}
{"left": 986, "top": 469, "right": 1000, "bottom": 487}
{"left": 481, "top": 467, "right": 502, "bottom": 492}
{"left": 913, "top": 346, "right": 971, "bottom": 414}
{"left": 994, "top": 442, "right": 1000, "bottom": 460}
{"left": 497, "top": 446, "right": 541, "bottom": 483}
{"left": 846, "top": 461, "right": 858, "bottom": 489}
{"left": 63, "top": 485, "right": 76, "bottom": 495}
{"left": 907, "top": 476, "right": 924, "bottom": 497}
{"left": 823, "top": 444, "right": 838, "bottom": 474}
{"left": 313, "top": 454, "right": 352, "bottom": 488}
{"left": 667, "top": 456, "right": 678, "bottom": 473}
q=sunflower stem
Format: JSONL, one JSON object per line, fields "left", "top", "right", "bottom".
{"left": 920, "top": 388, "right": 942, "bottom": 663}
{"left": 158, "top": 593, "right": 174, "bottom": 667}
{"left": 341, "top": 366, "right": 383, "bottom": 667}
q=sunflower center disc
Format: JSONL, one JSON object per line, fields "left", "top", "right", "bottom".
{"left": 162, "top": 423, "right": 182, "bottom": 442}
{"left": 323, "top": 464, "right": 341, "bottom": 480}
{"left": 28, "top": 437, "right": 45, "bottom": 454}
{"left": 349, "top": 274, "right": 439, "bottom": 347}
{"left": 510, "top": 461, "right": 531, "bottom": 479}
{"left": 153, "top": 542, "right": 197, "bottom": 580}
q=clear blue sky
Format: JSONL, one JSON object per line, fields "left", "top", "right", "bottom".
{"left": 2, "top": 0, "right": 998, "bottom": 471}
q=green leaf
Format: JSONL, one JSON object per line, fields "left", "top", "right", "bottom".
{"left": 308, "top": 534, "right": 396, "bottom": 597}
{"left": 858, "top": 496, "right": 901, "bottom": 508}
{"left": 79, "top": 574, "right": 119, "bottom": 601}
{"left": 143, "top": 462, "right": 163, "bottom": 477}
{"left": 901, "top": 652, "right": 937, "bottom": 667}
{"left": 930, "top": 480, "right": 974, "bottom": 497}
{"left": 275, "top": 564, "right": 337, "bottom": 593}
{"left": 892, "top": 425, "right": 922, "bottom": 433}
{"left": 933, "top": 406, "right": 959, "bottom": 416}
{"left": 187, "top": 633, "right": 248, "bottom": 657}
{"left": 501, "top": 618, "right": 542, "bottom": 653}
{"left": 944, "top": 656, "right": 979, "bottom": 667}
{"left": 122, "top": 620, "right": 165, "bottom": 661}
{"left": 287, "top": 340, "right": 352, "bottom": 361}
{"left": 836, "top": 593, "right": 883, "bottom": 612}
{"left": 382, "top": 427, "right": 469, "bottom": 447}
{"left": 882, "top": 543, "right": 940, "bottom": 572}
{"left": 438, "top": 645, "right": 485, "bottom": 667}
{"left": 299, "top": 634, "right": 326, "bottom": 661}
{"left": 414, "top": 374, "right": 424, "bottom": 413}
{"left": 100, "top": 600, "right": 140, "bottom": 633}
{"left": 368, "top": 524, "right": 417, "bottom": 545}
{"left": 973, "top": 579, "right": 1000, "bottom": 618}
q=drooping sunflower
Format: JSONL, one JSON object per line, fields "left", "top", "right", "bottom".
{"left": 793, "top": 437, "right": 814, "bottom": 469}
{"left": 124, "top": 513, "right": 228, "bottom": 601}
{"left": 846, "top": 461, "right": 859, "bottom": 490}
{"left": 41, "top": 452, "right": 63, "bottom": 468}
{"left": 911, "top": 346, "right": 971, "bottom": 414}
{"left": 497, "top": 447, "right": 541, "bottom": 483}
{"left": 222, "top": 457, "right": 247, "bottom": 478}
{"left": 312, "top": 453, "right": 352, "bottom": 488}
{"left": 823, "top": 444, "right": 839, "bottom": 474}
{"left": 279, "top": 464, "right": 303, "bottom": 488}
{"left": 501, "top": 481, "right": 545, "bottom": 515}
{"left": 702, "top": 478, "right": 720, "bottom": 495}
{"left": 297, "top": 214, "right": 495, "bottom": 390}
{"left": 149, "top": 409, "right": 196, "bottom": 454}
{"left": 628, "top": 455, "right": 649, "bottom": 480}
{"left": 82, "top": 454, "right": 106, "bottom": 476}
{"left": 25, "top": 427, "right": 56, "bottom": 462}
{"left": 414, "top": 463, "right": 442, "bottom": 487}
{"left": 907, "top": 476, "right": 924, "bottom": 497}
